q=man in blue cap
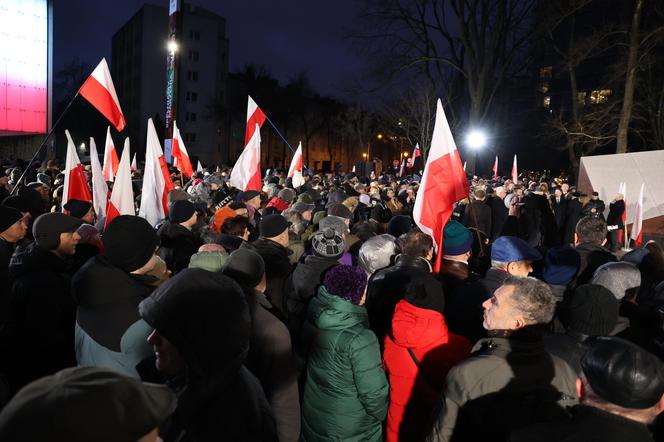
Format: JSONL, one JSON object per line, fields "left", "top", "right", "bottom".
{"left": 447, "top": 235, "right": 542, "bottom": 344}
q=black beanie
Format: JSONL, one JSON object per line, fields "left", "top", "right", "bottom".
{"left": 2, "top": 195, "right": 31, "bottom": 213}
{"left": 32, "top": 213, "right": 82, "bottom": 250}
{"left": 103, "top": 215, "right": 158, "bottom": 272}
{"left": 63, "top": 199, "right": 93, "bottom": 219}
{"left": 561, "top": 284, "right": 619, "bottom": 336}
{"left": 222, "top": 248, "right": 265, "bottom": 288}
{"left": 0, "top": 206, "right": 22, "bottom": 233}
{"left": 169, "top": 200, "right": 196, "bottom": 224}
{"left": 259, "top": 214, "right": 290, "bottom": 238}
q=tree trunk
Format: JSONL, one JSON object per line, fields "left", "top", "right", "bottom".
{"left": 616, "top": 0, "right": 644, "bottom": 154}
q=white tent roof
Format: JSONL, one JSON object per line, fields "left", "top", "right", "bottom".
{"left": 578, "top": 150, "right": 664, "bottom": 224}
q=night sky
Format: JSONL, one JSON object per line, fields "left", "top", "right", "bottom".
{"left": 54, "top": 0, "right": 366, "bottom": 99}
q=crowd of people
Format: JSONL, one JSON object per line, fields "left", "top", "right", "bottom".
{"left": 0, "top": 157, "right": 663, "bottom": 442}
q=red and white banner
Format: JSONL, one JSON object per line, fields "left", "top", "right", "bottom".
{"left": 79, "top": 58, "right": 126, "bottom": 132}
{"left": 630, "top": 182, "right": 644, "bottom": 247}
{"left": 245, "top": 95, "right": 266, "bottom": 145}
{"left": 139, "top": 118, "right": 175, "bottom": 226}
{"left": 413, "top": 99, "right": 469, "bottom": 273}
{"left": 105, "top": 138, "right": 134, "bottom": 227}
{"left": 102, "top": 126, "right": 119, "bottom": 182}
{"left": 287, "top": 142, "right": 305, "bottom": 188}
{"left": 230, "top": 123, "right": 262, "bottom": 191}
{"left": 62, "top": 130, "right": 92, "bottom": 210}
{"left": 412, "top": 143, "right": 421, "bottom": 160}
{"left": 511, "top": 154, "right": 518, "bottom": 183}
{"left": 89, "top": 137, "right": 108, "bottom": 218}
{"left": 618, "top": 181, "right": 627, "bottom": 247}
{"left": 172, "top": 120, "right": 194, "bottom": 178}
{"left": 492, "top": 155, "right": 498, "bottom": 178}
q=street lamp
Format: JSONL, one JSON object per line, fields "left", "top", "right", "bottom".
{"left": 167, "top": 40, "right": 178, "bottom": 53}
{"left": 377, "top": 133, "right": 383, "bottom": 140}
{"left": 465, "top": 129, "right": 487, "bottom": 175}
{"left": 362, "top": 153, "right": 368, "bottom": 159}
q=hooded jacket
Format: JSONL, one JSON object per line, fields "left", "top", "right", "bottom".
{"left": 157, "top": 222, "right": 201, "bottom": 274}
{"left": 139, "top": 269, "right": 277, "bottom": 442}
{"left": 383, "top": 300, "right": 471, "bottom": 442}
{"left": 300, "top": 286, "right": 389, "bottom": 442}
{"left": 71, "top": 255, "right": 155, "bottom": 377}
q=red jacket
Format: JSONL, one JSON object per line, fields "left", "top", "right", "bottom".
{"left": 383, "top": 300, "right": 471, "bottom": 442}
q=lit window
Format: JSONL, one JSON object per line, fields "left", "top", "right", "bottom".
{"left": 578, "top": 92, "right": 587, "bottom": 106}
{"left": 543, "top": 96, "right": 551, "bottom": 108}
{"left": 538, "top": 82, "right": 549, "bottom": 94}
{"left": 539, "top": 66, "right": 552, "bottom": 79}
{"left": 589, "top": 89, "right": 612, "bottom": 104}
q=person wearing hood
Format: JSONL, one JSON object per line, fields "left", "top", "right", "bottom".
{"left": 139, "top": 268, "right": 277, "bottom": 441}
{"left": 5, "top": 213, "right": 81, "bottom": 393}
{"left": 157, "top": 200, "right": 201, "bottom": 274}
{"left": 300, "top": 265, "right": 388, "bottom": 442}
{"left": 72, "top": 215, "right": 166, "bottom": 378}
{"left": 223, "top": 249, "right": 301, "bottom": 442}
{"left": 383, "top": 276, "right": 471, "bottom": 442}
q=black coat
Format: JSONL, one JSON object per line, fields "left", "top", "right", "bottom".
{"left": 574, "top": 242, "right": 616, "bottom": 286}
{"left": 543, "top": 331, "right": 588, "bottom": 374}
{"left": 606, "top": 200, "right": 625, "bottom": 228}
{"left": 510, "top": 405, "right": 656, "bottom": 442}
{"left": 157, "top": 222, "right": 201, "bottom": 274}
{"left": 5, "top": 244, "right": 77, "bottom": 393}
{"left": 245, "top": 238, "right": 294, "bottom": 314}
{"left": 564, "top": 199, "right": 583, "bottom": 244}
{"left": 551, "top": 197, "right": 568, "bottom": 228}
{"left": 490, "top": 197, "right": 509, "bottom": 240}
{"left": 582, "top": 199, "right": 605, "bottom": 219}
{"left": 462, "top": 200, "right": 492, "bottom": 238}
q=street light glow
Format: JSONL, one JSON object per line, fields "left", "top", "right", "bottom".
{"left": 403, "top": 152, "right": 409, "bottom": 158}
{"left": 167, "top": 40, "right": 178, "bottom": 53}
{"left": 377, "top": 133, "right": 383, "bottom": 140}
{"left": 466, "top": 130, "right": 487, "bottom": 150}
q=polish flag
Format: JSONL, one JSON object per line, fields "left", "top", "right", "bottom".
{"left": 618, "top": 182, "right": 627, "bottom": 247}
{"left": 230, "top": 123, "right": 262, "bottom": 191}
{"left": 172, "top": 121, "right": 194, "bottom": 178}
{"left": 492, "top": 155, "right": 498, "bottom": 178}
{"left": 287, "top": 142, "right": 305, "bottom": 188}
{"left": 412, "top": 143, "right": 422, "bottom": 160}
{"left": 245, "top": 96, "right": 267, "bottom": 145}
{"left": 139, "top": 119, "right": 175, "bottom": 226}
{"left": 630, "top": 183, "right": 644, "bottom": 247}
{"left": 399, "top": 158, "right": 407, "bottom": 177}
{"left": 463, "top": 161, "right": 467, "bottom": 172}
{"left": 197, "top": 161, "right": 204, "bottom": 173}
{"left": 102, "top": 126, "right": 119, "bottom": 182}
{"left": 131, "top": 153, "right": 137, "bottom": 172}
{"left": 62, "top": 130, "right": 92, "bottom": 210}
{"left": 413, "top": 99, "right": 470, "bottom": 273}
{"left": 89, "top": 137, "right": 108, "bottom": 218}
{"left": 105, "top": 138, "right": 134, "bottom": 227}
{"left": 511, "top": 154, "right": 518, "bottom": 183}
{"left": 79, "top": 58, "right": 126, "bottom": 132}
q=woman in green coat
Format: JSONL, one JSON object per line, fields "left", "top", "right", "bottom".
{"left": 301, "top": 265, "right": 389, "bottom": 442}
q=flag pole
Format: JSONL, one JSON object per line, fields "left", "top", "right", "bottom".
{"left": 10, "top": 91, "right": 81, "bottom": 195}
{"left": 263, "top": 114, "right": 295, "bottom": 154}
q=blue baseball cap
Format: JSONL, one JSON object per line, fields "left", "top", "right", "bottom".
{"left": 491, "top": 236, "right": 542, "bottom": 262}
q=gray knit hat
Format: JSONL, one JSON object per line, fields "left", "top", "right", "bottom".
{"left": 311, "top": 228, "right": 345, "bottom": 259}
{"left": 592, "top": 262, "right": 641, "bottom": 300}
{"left": 319, "top": 215, "right": 349, "bottom": 236}
{"left": 278, "top": 188, "right": 296, "bottom": 204}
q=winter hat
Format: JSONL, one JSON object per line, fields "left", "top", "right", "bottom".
{"left": 229, "top": 201, "right": 246, "bottom": 211}
{"left": 278, "top": 188, "right": 296, "bottom": 204}
{"left": 561, "top": 284, "right": 619, "bottom": 336}
{"left": 239, "top": 190, "right": 260, "bottom": 202}
{"left": 262, "top": 206, "right": 280, "bottom": 216}
{"left": 620, "top": 248, "right": 650, "bottom": 266}
{"left": 592, "top": 262, "right": 641, "bottom": 300}
{"left": 259, "top": 214, "right": 290, "bottom": 238}
{"left": 404, "top": 276, "right": 446, "bottom": 313}
{"left": 327, "top": 202, "right": 353, "bottom": 220}
{"left": 325, "top": 191, "right": 347, "bottom": 207}
{"left": 211, "top": 188, "right": 233, "bottom": 210}
{"left": 76, "top": 224, "right": 102, "bottom": 248}
{"left": 491, "top": 236, "right": 542, "bottom": 262}
{"left": 169, "top": 200, "right": 196, "bottom": 224}
{"left": 311, "top": 228, "right": 345, "bottom": 259}
{"left": 2, "top": 195, "right": 31, "bottom": 213}
{"left": 323, "top": 265, "right": 368, "bottom": 305}
{"left": 32, "top": 213, "right": 82, "bottom": 250}
{"left": 36, "top": 173, "right": 51, "bottom": 186}
{"left": 103, "top": 215, "right": 158, "bottom": 272}
{"left": 581, "top": 336, "right": 664, "bottom": 409}
{"left": 542, "top": 245, "right": 581, "bottom": 285}
{"left": 0, "top": 366, "right": 176, "bottom": 442}
{"left": 358, "top": 234, "right": 398, "bottom": 275}
{"left": 167, "top": 188, "right": 190, "bottom": 205}
{"left": 387, "top": 215, "right": 414, "bottom": 238}
{"left": 222, "top": 248, "right": 265, "bottom": 288}
{"left": 206, "top": 173, "right": 225, "bottom": 187}
{"left": 297, "top": 192, "right": 315, "bottom": 206}
{"left": 442, "top": 220, "right": 472, "bottom": 255}
{"left": 188, "top": 249, "right": 228, "bottom": 273}
{"left": 291, "top": 201, "right": 314, "bottom": 214}
{"left": 63, "top": 199, "right": 93, "bottom": 219}
{"left": 0, "top": 206, "right": 22, "bottom": 233}
{"left": 319, "top": 215, "right": 349, "bottom": 236}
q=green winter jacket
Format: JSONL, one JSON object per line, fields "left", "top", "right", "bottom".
{"left": 301, "top": 286, "right": 389, "bottom": 442}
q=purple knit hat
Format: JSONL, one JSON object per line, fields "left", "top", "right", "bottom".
{"left": 323, "top": 265, "right": 368, "bottom": 305}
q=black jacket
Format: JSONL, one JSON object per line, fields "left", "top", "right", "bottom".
{"left": 574, "top": 242, "right": 616, "bottom": 286}
{"left": 606, "top": 200, "right": 625, "bottom": 228}
{"left": 510, "top": 405, "right": 656, "bottom": 442}
{"left": 490, "top": 197, "right": 509, "bottom": 240}
{"left": 551, "top": 197, "right": 568, "bottom": 228}
{"left": 5, "top": 244, "right": 77, "bottom": 393}
{"left": 544, "top": 331, "right": 589, "bottom": 374}
{"left": 245, "top": 238, "right": 294, "bottom": 315}
{"left": 582, "top": 199, "right": 605, "bottom": 219}
{"left": 157, "top": 222, "right": 201, "bottom": 274}
{"left": 463, "top": 200, "right": 492, "bottom": 238}
{"left": 564, "top": 199, "right": 583, "bottom": 244}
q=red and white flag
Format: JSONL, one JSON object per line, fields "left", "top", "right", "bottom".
{"left": 399, "top": 158, "right": 407, "bottom": 177}
{"left": 287, "top": 142, "right": 305, "bottom": 188}
{"left": 492, "top": 155, "right": 498, "bottom": 178}
{"left": 630, "top": 183, "right": 644, "bottom": 247}
{"left": 62, "top": 130, "right": 92, "bottom": 210}
{"left": 105, "top": 138, "right": 134, "bottom": 227}
{"left": 412, "top": 143, "right": 422, "bottom": 160}
{"left": 79, "top": 58, "right": 126, "bottom": 132}
{"left": 230, "top": 123, "right": 262, "bottom": 191}
{"left": 245, "top": 95, "right": 266, "bottom": 145}
{"left": 139, "top": 118, "right": 175, "bottom": 226}
{"left": 618, "top": 182, "right": 627, "bottom": 247}
{"left": 89, "top": 137, "right": 108, "bottom": 218}
{"left": 172, "top": 121, "right": 194, "bottom": 178}
{"left": 511, "top": 154, "right": 518, "bottom": 183}
{"left": 197, "top": 161, "right": 204, "bottom": 173}
{"left": 102, "top": 126, "right": 119, "bottom": 182}
{"left": 131, "top": 153, "right": 137, "bottom": 172}
{"left": 413, "top": 99, "right": 469, "bottom": 273}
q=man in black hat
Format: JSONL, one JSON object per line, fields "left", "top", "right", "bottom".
{"left": 0, "top": 206, "right": 27, "bottom": 285}
{"left": 0, "top": 366, "right": 176, "bottom": 442}
{"left": 240, "top": 189, "right": 263, "bottom": 241}
{"left": 244, "top": 214, "right": 294, "bottom": 315}
{"left": 5, "top": 213, "right": 82, "bottom": 393}
{"left": 63, "top": 198, "right": 95, "bottom": 224}
{"left": 157, "top": 199, "right": 201, "bottom": 274}
{"left": 583, "top": 191, "right": 605, "bottom": 220}
{"left": 512, "top": 337, "right": 664, "bottom": 442}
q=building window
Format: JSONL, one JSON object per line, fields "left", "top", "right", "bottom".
{"left": 539, "top": 66, "right": 552, "bottom": 79}
{"left": 186, "top": 91, "right": 191, "bottom": 101}
{"left": 190, "top": 92, "right": 198, "bottom": 102}
{"left": 192, "top": 71, "right": 198, "bottom": 81}
{"left": 543, "top": 96, "right": 551, "bottom": 108}
{"left": 538, "top": 82, "right": 549, "bottom": 94}
{"left": 589, "top": 89, "right": 612, "bottom": 104}
{"left": 188, "top": 50, "right": 199, "bottom": 61}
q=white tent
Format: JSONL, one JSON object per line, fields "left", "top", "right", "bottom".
{"left": 578, "top": 150, "right": 664, "bottom": 225}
